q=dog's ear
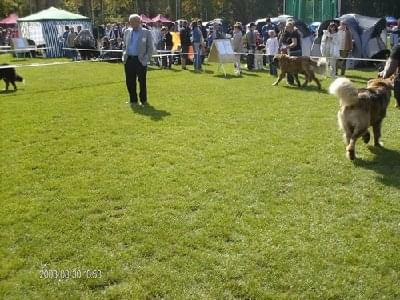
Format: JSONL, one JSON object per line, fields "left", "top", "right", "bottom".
{"left": 384, "top": 78, "right": 394, "bottom": 89}
{"left": 368, "top": 78, "right": 394, "bottom": 90}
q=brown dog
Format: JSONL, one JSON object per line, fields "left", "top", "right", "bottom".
{"left": 329, "top": 77, "right": 393, "bottom": 160}
{"left": 272, "top": 54, "right": 321, "bottom": 89}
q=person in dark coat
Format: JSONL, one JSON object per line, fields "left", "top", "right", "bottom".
{"left": 179, "top": 21, "right": 191, "bottom": 70}
{"left": 161, "top": 26, "right": 173, "bottom": 68}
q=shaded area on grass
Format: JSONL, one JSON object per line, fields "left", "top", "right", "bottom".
{"left": 213, "top": 73, "right": 243, "bottom": 80}
{"left": 355, "top": 146, "right": 400, "bottom": 189}
{"left": 282, "top": 85, "right": 327, "bottom": 93}
{"left": 23, "top": 81, "right": 124, "bottom": 96}
{"left": 130, "top": 103, "right": 171, "bottom": 121}
{"left": 0, "top": 89, "right": 18, "bottom": 94}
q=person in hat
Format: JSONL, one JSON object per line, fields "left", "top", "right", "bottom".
{"left": 232, "top": 22, "right": 244, "bottom": 75}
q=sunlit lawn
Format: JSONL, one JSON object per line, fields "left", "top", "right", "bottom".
{"left": 1, "top": 54, "right": 399, "bottom": 298}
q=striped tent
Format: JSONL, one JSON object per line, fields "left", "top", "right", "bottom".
{"left": 18, "top": 7, "right": 91, "bottom": 58}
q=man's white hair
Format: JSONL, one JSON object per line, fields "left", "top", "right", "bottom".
{"left": 129, "top": 14, "right": 140, "bottom": 22}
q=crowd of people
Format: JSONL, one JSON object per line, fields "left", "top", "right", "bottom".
{"left": 0, "top": 27, "right": 18, "bottom": 46}
{"left": 53, "top": 15, "right": 398, "bottom": 81}
{"left": 54, "top": 15, "right": 400, "bottom": 83}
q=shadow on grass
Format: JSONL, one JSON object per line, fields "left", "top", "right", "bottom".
{"left": 0, "top": 89, "right": 17, "bottom": 94}
{"left": 10, "top": 58, "right": 29, "bottom": 62}
{"left": 150, "top": 66, "right": 182, "bottom": 73}
{"left": 130, "top": 103, "right": 171, "bottom": 121}
{"left": 213, "top": 73, "right": 242, "bottom": 79}
{"left": 354, "top": 146, "right": 400, "bottom": 189}
{"left": 188, "top": 69, "right": 214, "bottom": 75}
{"left": 241, "top": 71, "right": 260, "bottom": 77}
{"left": 24, "top": 81, "right": 123, "bottom": 95}
{"left": 282, "top": 85, "right": 328, "bottom": 94}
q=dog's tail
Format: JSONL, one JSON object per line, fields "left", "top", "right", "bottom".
{"left": 310, "top": 57, "right": 327, "bottom": 75}
{"left": 329, "top": 77, "right": 359, "bottom": 106}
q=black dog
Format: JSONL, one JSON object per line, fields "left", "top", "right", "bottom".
{"left": 0, "top": 64, "right": 24, "bottom": 91}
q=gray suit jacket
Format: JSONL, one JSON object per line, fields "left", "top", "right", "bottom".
{"left": 122, "top": 27, "right": 154, "bottom": 66}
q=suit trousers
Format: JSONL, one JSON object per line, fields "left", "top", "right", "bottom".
{"left": 124, "top": 56, "right": 147, "bottom": 103}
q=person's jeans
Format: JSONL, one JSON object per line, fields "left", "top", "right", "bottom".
{"left": 70, "top": 48, "right": 78, "bottom": 61}
{"left": 193, "top": 42, "right": 202, "bottom": 70}
{"left": 268, "top": 55, "right": 277, "bottom": 75}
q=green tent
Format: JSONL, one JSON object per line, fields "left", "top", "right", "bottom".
{"left": 18, "top": 7, "right": 89, "bottom": 22}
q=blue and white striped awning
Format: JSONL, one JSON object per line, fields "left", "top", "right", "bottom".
{"left": 18, "top": 20, "right": 92, "bottom": 57}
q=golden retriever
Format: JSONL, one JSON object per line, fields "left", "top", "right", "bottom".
{"left": 329, "top": 77, "right": 393, "bottom": 160}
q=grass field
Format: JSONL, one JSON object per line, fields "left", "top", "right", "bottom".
{"left": 1, "top": 54, "right": 399, "bottom": 299}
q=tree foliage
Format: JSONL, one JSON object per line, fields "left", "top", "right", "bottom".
{"left": 0, "top": 0, "right": 399, "bottom": 25}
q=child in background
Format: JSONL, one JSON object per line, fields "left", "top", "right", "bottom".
{"left": 254, "top": 44, "right": 265, "bottom": 70}
{"left": 266, "top": 30, "right": 279, "bottom": 76}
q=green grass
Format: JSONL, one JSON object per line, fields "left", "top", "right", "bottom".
{"left": 1, "top": 54, "right": 399, "bottom": 299}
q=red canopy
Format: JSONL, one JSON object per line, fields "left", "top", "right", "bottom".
{"left": 140, "top": 14, "right": 152, "bottom": 23}
{"left": 151, "top": 14, "right": 173, "bottom": 24}
{"left": 0, "top": 13, "right": 18, "bottom": 25}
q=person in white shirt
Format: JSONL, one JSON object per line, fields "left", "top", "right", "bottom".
{"left": 266, "top": 30, "right": 279, "bottom": 75}
{"left": 321, "top": 22, "right": 340, "bottom": 78}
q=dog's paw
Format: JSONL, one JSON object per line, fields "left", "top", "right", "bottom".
{"left": 374, "top": 141, "right": 384, "bottom": 147}
{"left": 272, "top": 82, "right": 278, "bottom": 86}
{"left": 346, "top": 149, "right": 356, "bottom": 160}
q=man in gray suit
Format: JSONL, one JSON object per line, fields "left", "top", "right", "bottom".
{"left": 122, "top": 14, "right": 153, "bottom": 105}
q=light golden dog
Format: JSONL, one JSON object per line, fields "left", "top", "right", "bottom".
{"left": 272, "top": 54, "right": 322, "bottom": 89}
{"left": 329, "top": 77, "right": 393, "bottom": 160}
